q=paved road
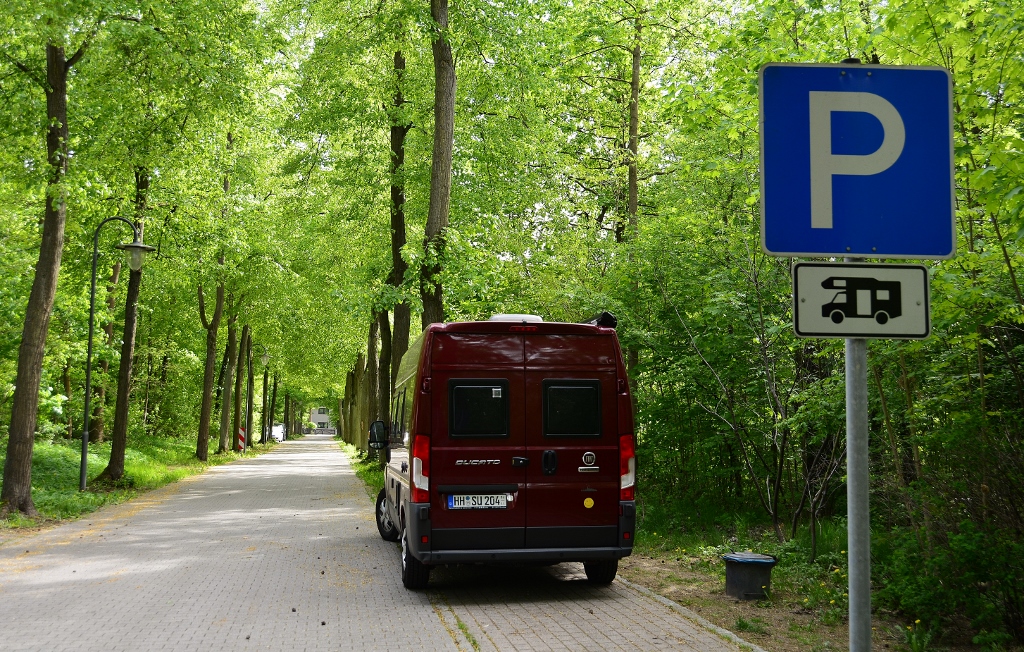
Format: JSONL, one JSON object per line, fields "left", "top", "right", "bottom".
{"left": 0, "top": 434, "right": 756, "bottom": 651}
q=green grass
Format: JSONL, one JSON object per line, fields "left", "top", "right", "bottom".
{"left": 734, "top": 616, "right": 769, "bottom": 634}
{"left": 634, "top": 494, "right": 855, "bottom": 624}
{"left": 1, "top": 435, "right": 277, "bottom": 526}
{"left": 337, "top": 439, "right": 385, "bottom": 498}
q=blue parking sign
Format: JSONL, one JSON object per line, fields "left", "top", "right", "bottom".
{"left": 759, "top": 63, "right": 954, "bottom": 259}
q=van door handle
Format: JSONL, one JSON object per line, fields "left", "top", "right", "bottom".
{"left": 512, "top": 457, "right": 529, "bottom": 467}
{"left": 542, "top": 450, "right": 557, "bottom": 475}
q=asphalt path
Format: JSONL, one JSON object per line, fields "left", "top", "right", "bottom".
{"left": 0, "top": 434, "right": 759, "bottom": 651}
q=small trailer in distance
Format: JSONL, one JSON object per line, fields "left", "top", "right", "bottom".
{"left": 370, "top": 314, "right": 636, "bottom": 589}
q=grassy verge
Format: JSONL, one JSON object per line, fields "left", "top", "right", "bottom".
{"left": 626, "top": 500, "right": 922, "bottom": 651}
{"left": 632, "top": 512, "right": 852, "bottom": 621}
{"left": 1, "top": 435, "right": 277, "bottom": 529}
{"left": 337, "top": 439, "right": 384, "bottom": 499}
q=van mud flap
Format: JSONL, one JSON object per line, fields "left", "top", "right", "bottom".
{"left": 407, "top": 503, "right": 432, "bottom": 562}
{"left": 619, "top": 501, "right": 636, "bottom": 550}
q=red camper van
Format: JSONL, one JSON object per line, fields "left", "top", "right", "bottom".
{"left": 369, "top": 314, "right": 636, "bottom": 589}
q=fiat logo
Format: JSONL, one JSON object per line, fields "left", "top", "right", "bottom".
{"left": 582, "top": 451, "right": 596, "bottom": 465}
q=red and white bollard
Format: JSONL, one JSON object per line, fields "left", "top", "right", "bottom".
{"left": 237, "top": 426, "right": 246, "bottom": 452}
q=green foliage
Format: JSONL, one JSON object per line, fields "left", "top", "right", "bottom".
{"left": 877, "top": 522, "right": 1024, "bottom": 642}
{"left": 904, "top": 620, "right": 935, "bottom": 652}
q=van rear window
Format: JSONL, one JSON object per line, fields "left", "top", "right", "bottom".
{"left": 543, "top": 380, "right": 601, "bottom": 437}
{"left": 449, "top": 380, "right": 509, "bottom": 438}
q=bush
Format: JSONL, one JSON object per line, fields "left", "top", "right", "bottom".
{"left": 876, "top": 522, "right": 1024, "bottom": 642}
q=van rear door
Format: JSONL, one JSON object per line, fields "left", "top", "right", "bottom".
{"left": 524, "top": 333, "right": 620, "bottom": 548}
{"left": 429, "top": 332, "right": 527, "bottom": 550}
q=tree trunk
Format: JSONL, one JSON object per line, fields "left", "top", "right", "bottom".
{"left": 260, "top": 365, "right": 269, "bottom": 444}
{"left": 343, "top": 369, "right": 355, "bottom": 443}
{"left": 353, "top": 354, "right": 367, "bottom": 449}
{"left": 390, "top": 50, "right": 412, "bottom": 381}
{"left": 366, "top": 320, "right": 380, "bottom": 459}
{"left": 196, "top": 279, "right": 224, "bottom": 462}
{"left": 269, "top": 373, "right": 278, "bottom": 439}
{"left": 142, "top": 347, "right": 152, "bottom": 428}
{"left": 420, "top": 0, "right": 456, "bottom": 329}
{"left": 284, "top": 393, "right": 290, "bottom": 441}
{"left": 245, "top": 334, "right": 254, "bottom": 447}
{"left": 340, "top": 374, "right": 348, "bottom": 442}
{"left": 63, "top": 362, "right": 73, "bottom": 439}
{"left": 2, "top": 43, "right": 77, "bottom": 516}
{"left": 392, "top": 304, "right": 411, "bottom": 384}
{"left": 97, "top": 264, "right": 141, "bottom": 481}
{"left": 378, "top": 310, "right": 392, "bottom": 422}
{"left": 233, "top": 324, "right": 250, "bottom": 451}
{"left": 626, "top": 17, "right": 641, "bottom": 235}
{"left": 98, "top": 169, "right": 149, "bottom": 482}
{"left": 214, "top": 336, "right": 229, "bottom": 418}
{"left": 218, "top": 315, "right": 237, "bottom": 453}
{"left": 623, "top": 17, "right": 643, "bottom": 414}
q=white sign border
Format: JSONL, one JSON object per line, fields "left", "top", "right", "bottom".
{"left": 792, "top": 261, "right": 931, "bottom": 340}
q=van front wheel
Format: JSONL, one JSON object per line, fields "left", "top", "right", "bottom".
{"left": 376, "top": 489, "right": 399, "bottom": 541}
{"left": 401, "top": 525, "right": 430, "bottom": 589}
{"left": 583, "top": 559, "right": 618, "bottom": 585}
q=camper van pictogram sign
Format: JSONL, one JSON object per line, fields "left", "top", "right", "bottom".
{"left": 792, "top": 262, "right": 930, "bottom": 339}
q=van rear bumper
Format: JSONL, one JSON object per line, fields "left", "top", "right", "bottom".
{"left": 417, "top": 546, "right": 632, "bottom": 564}
{"left": 407, "top": 501, "right": 636, "bottom": 565}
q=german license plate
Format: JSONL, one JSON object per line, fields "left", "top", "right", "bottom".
{"left": 448, "top": 494, "right": 508, "bottom": 509}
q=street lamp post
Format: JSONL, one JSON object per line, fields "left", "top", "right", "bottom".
{"left": 80, "top": 217, "right": 155, "bottom": 491}
{"left": 256, "top": 344, "right": 270, "bottom": 444}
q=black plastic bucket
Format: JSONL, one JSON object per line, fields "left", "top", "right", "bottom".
{"left": 722, "top": 552, "right": 777, "bottom": 600}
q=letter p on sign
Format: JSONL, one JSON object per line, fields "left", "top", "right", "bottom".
{"left": 809, "top": 92, "right": 905, "bottom": 229}
{"left": 759, "top": 63, "right": 953, "bottom": 259}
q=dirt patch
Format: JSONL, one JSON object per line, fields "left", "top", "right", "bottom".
{"left": 620, "top": 553, "right": 917, "bottom": 652}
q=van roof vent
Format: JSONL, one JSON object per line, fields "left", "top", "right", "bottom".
{"left": 488, "top": 314, "right": 544, "bottom": 323}
{"left": 581, "top": 311, "right": 617, "bottom": 328}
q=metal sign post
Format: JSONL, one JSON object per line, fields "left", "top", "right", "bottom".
{"left": 847, "top": 335, "right": 871, "bottom": 651}
{"left": 760, "top": 60, "right": 954, "bottom": 652}
{"left": 845, "top": 258, "right": 871, "bottom": 652}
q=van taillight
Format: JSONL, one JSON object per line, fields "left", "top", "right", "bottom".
{"left": 620, "top": 434, "right": 635, "bottom": 501}
{"left": 411, "top": 435, "right": 430, "bottom": 503}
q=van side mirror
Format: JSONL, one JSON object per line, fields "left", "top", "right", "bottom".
{"left": 368, "top": 420, "right": 389, "bottom": 450}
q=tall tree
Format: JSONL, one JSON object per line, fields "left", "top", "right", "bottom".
{"left": 244, "top": 331, "right": 254, "bottom": 447}
{"left": 233, "top": 324, "right": 250, "bottom": 450}
{"left": 2, "top": 36, "right": 90, "bottom": 516}
{"left": 97, "top": 168, "right": 150, "bottom": 482}
{"left": 420, "top": 0, "right": 457, "bottom": 327}
{"left": 389, "top": 49, "right": 412, "bottom": 381}
{"left": 196, "top": 279, "right": 224, "bottom": 462}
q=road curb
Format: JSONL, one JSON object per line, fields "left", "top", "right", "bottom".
{"left": 615, "top": 576, "right": 770, "bottom": 652}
